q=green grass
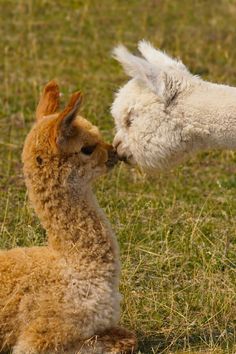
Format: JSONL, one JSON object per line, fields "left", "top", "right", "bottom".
{"left": 0, "top": 0, "right": 236, "bottom": 353}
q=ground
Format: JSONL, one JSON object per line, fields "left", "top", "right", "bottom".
{"left": 0, "top": 1, "right": 235, "bottom": 353}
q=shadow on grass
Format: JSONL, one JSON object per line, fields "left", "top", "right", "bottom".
{"left": 137, "top": 326, "right": 236, "bottom": 353}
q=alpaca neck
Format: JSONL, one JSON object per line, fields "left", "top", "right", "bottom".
{"left": 27, "top": 174, "right": 120, "bottom": 278}
{"left": 183, "top": 81, "right": 236, "bottom": 152}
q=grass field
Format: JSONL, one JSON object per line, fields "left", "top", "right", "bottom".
{"left": 0, "top": 1, "right": 236, "bottom": 353}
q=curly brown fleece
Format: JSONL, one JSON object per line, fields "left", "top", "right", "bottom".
{"left": 0, "top": 81, "right": 136, "bottom": 354}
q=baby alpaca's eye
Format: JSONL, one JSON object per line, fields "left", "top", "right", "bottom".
{"left": 81, "top": 144, "right": 97, "bottom": 156}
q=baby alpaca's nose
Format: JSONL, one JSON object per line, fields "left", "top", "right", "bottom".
{"left": 106, "top": 147, "right": 119, "bottom": 168}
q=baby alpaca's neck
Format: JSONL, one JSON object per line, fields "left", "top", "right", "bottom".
{"left": 182, "top": 81, "right": 236, "bottom": 153}
{"left": 26, "top": 172, "right": 120, "bottom": 279}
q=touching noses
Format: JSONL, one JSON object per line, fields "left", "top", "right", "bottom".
{"left": 106, "top": 146, "right": 119, "bottom": 168}
{"left": 113, "top": 134, "right": 130, "bottom": 163}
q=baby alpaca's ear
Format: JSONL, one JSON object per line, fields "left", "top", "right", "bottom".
{"left": 57, "top": 92, "right": 82, "bottom": 146}
{"left": 113, "top": 44, "right": 181, "bottom": 102}
{"left": 36, "top": 80, "right": 60, "bottom": 121}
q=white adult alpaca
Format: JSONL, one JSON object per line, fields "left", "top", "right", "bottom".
{"left": 112, "top": 41, "right": 236, "bottom": 172}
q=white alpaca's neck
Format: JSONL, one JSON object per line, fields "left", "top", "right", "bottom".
{"left": 181, "top": 81, "right": 236, "bottom": 152}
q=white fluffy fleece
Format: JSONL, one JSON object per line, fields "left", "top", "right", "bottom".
{"left": 111, "top": 41, "right": 236, "bottom": 172}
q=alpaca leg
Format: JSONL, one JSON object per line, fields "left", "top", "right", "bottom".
{"left": 98, "top": 326, "right": 137, "bottom": 353}
{"left": 76, "top": 326, "right": 137, "bottom": 354}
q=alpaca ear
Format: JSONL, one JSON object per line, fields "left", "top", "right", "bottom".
{"left": 57, "top": 92, "right": 82, "bottom": 146}
{"left": 36, "top": 80, "right": 60, "bottom": 121}
{"left": 113, "top": 44, "right": 187, "bottom": 103}
{"left": 138, "top": 40, "right": 188, "bottom": 73}
{"left": 113, "top": 45, "right": 167, "bottom": 99}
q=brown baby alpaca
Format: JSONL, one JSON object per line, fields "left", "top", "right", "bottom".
{"left": 0, "top": 81, "right": 136, "bottom": 354}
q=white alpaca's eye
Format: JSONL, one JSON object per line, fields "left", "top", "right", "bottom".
{"left": 124, "top": 111, "right": 133, "bottom": 128}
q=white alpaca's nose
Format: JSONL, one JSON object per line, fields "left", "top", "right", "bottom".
{"left": 112, "top": 133, "right": 122, "bottom": 150}
{"left": 113, "top": 133, "right": 135, "bottom": 165}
